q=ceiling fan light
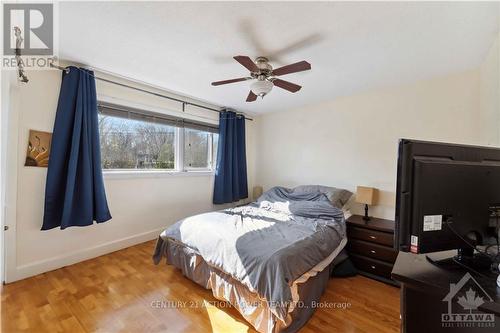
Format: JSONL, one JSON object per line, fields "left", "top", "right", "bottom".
{"left": 251, "top": 80, "right": 273, "bottom": 97}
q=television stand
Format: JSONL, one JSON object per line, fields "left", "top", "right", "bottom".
{"left": 392, "top": 251, "right": 500, "bottom": 333}
{"left": 426, "top": 248, "right": 496, "bottom": 279}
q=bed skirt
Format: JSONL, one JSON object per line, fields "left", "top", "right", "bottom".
{"left": 155, "top": 238, "right": 333, "bottom": 333}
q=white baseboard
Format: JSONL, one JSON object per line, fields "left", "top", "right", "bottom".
{"left": 6, "top": 227, "right": 164, "bottom": 283}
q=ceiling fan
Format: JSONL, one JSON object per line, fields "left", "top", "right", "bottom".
{"left": 211, "top": 56, "right": 311, "bottom": 102}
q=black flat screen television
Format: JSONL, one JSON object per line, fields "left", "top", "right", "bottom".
{"left": 395, "top": 139, "right": 500, "bottom": 263}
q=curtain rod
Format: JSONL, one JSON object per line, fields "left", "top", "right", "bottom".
{"left": 49, "top": 63, "right": 253, "bottom": 121}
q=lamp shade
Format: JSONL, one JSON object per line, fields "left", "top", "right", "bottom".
{"left": 252, "top": 186, "right": 263, "bottom": 201}
{"left": 356, "top": 186, "right": 377, "bottom": 205}
{"left": 250, "top": 80, "right": 273, "bottom": 97}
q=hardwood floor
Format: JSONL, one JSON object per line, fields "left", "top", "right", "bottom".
{"left": 1, "top": 241, "right": 400, "bottom": 333}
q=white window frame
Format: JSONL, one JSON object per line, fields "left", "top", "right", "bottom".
{"left": 98, "top": 99, "right": 218, "bottom": 178}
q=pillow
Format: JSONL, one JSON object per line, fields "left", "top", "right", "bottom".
{"left": 293, "top": 185, "right": 353, "bottom": 209}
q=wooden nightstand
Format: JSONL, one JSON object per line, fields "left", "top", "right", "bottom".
{"left": 346, "top": 214, "right": 399, "bottom": 286}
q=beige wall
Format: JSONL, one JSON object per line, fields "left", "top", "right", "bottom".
{"left": 479, "top": 34, "right": 500, "bottom": 146}
{"left": 254, "top": 69, "right": 482, "bottom": 220}
{"left": 4, "top": 41, "right": 499, "bottom": 282}
{"left": 5, "top": 69, "right": 256, "bottom": 282}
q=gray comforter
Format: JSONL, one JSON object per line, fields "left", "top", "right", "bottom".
{"left": 153, "top": 186, "right": 346, "bottom": 322}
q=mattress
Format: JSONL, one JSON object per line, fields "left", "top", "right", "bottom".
{"left": 158, "top": 237, "right": 346, "bottom": 333}
{"left": 153, "top": 186, "right": 348, "bottom": 332}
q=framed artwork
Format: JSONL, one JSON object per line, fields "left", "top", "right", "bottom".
{"left": 25, "top": 130, "right": 52, "bottom": 167}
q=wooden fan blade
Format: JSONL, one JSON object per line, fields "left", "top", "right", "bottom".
{"left": 234, "top": 55, "right": 259, "bottom": 72}
{"left": 246, "top": 91, "right": 257, "bottom": 102}
{"left": 272, "top": 61, "right": 311, "bottom": 76}
{"left": 272, "top": 79, "right": 302, "bottom": 93}
{"left": 211, "top": 77, "right": 251, "bottom": 86}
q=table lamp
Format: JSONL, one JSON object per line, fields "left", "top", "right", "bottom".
{"left": 253, "top": 186, "right": 263, "bottom": 201}
{"left": 356, "top": 186, "right": 378, "bottom": 221}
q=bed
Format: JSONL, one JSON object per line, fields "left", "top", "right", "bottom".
{"left": 153, "top": 185, "right": 352, "bottom": 333}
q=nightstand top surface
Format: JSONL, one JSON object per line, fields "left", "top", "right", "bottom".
{"left": 346, "top": 214, "right": 395, "bottom": 233}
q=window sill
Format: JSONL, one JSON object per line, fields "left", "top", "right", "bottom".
{"left": 103, "top": 170, "right": 215, "bottom": 180}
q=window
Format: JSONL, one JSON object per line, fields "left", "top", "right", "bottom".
{"left": 184, "top": 128, "right": 219, "bottom": 169}
{"left": 98, "top": 102, "right": 218, "bottom": 172}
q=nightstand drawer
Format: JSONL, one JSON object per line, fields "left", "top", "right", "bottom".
{"left": 348, "top": 239, "right": 398, "bottom": 263}
{"left": 350, "top": 254, "right": 394, "bottom": 280}
{"left": 347, "top": 226, "right": 394, "bottom": 246}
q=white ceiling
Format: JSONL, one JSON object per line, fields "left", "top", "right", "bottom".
{"left": 59, "top": 1, "right": 499, "bottom": 115}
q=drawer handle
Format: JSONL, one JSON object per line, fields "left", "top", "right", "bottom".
{"left": 371, "top": 265, "right": 376, "bottom": 269}
{"left": 370, "top": 250, "right": 376, "bottom": 254}
{"left": 369, "top": 235, "right": 377, "bottom": 240}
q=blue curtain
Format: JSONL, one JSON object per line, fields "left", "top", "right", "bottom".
{"left": 42, "top": 66, "right": 111, "bottom": 230}
{"left": 213, "top": 111, "right": 248, "bottom": 204}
